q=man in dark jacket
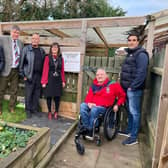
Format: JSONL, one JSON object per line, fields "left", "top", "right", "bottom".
{"left": 0, "top": 46, "right": 5, "bottom": 72}
{"left": 119, "top": 33, "right": 149, "bottom": 145}
{"left": 80, "top": 68, "right": 126, "bottom": 137}
{"left": 19, "top": 33, "right": 45, "bottom": 118}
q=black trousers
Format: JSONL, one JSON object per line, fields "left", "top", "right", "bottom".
{"left": 25, "top": 74, "right": 41, "bottom": 113}
{"left": 46, "top": 96, "right": 60, "bottom": 113}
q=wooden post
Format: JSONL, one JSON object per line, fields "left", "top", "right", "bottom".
{"left": 0, "top": 24, "right": 2, "bottom": 35}
{"left": 141, "top": 20, "right": 155, "bottom": 128}
{"left": 76, "top": 20, "right": 87, "bottom": 114}
{"left": 158, "top": 109, "right": 168, "bottom": 168}
{"left": 152, "top": 44, "right": 168, "bottom": 168}
{"left": 146, "top": 21, "right": 155, "bottom": 59}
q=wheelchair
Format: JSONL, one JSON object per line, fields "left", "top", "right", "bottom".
{"left": 74, "top": 105, "right": 127, "bottom": 155}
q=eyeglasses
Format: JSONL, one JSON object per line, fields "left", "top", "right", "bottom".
{"left": 128, "top": 39, "right": 137, "bottom": 42}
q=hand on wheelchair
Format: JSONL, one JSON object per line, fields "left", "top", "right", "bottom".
{"left": 88, "top": 103, "right": 96, "bottom": 109}
{"left": 113, "top": 104, "right": 118, "bottom": 112}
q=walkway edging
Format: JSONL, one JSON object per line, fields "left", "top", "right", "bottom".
{"left": 35, "top": 120, "right": 78, "bottom": 168}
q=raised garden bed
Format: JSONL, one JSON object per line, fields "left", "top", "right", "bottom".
{"left": 0, "top": 121, "right": 50, "bottom": 168}
{"left": 0, "top": 123, "right": 36, "bottom": 158}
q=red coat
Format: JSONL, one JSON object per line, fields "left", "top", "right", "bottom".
{"left": 85, "top": 78, "right": 126, "bottom": 107}
{"left": 41, "top": 56, "right": 65, "bottom": 85}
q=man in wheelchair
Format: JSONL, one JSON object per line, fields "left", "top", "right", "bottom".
{"left": 75, "top": 68, "right": 126, "bottom": 154}
{"left": 79, "top": 68, "right": 126, "bottom": 137}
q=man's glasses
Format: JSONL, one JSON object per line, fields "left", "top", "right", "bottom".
{"left": 128, "top": 39, "right": 137, "bottom": 42}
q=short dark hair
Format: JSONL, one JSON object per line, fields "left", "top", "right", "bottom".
{"left": 127, "top": 33, "right": 140, "bottom": 41}
{"left": 11, "top": 25, "right": 20, "bottom": 31}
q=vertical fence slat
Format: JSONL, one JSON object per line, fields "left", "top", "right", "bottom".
{"left": 107, "top": 57, "right": 115, "bottom": 79}
{"left": 82, "top": 56, "right": 90, "bottom": 101}
{"left": 95, "top": 56, "right": 102, "bottom": 68}
{"left": 152, "top": 44, "right": 168, "bottom": 168}
{"left": 158, "top": 109, "right": 168, "bottom": 168}
{"left": 101, "top": 57, "right": 108, "bottom": 69}
{"left": 88, "top": 56, "right": 96, "bottom": 84}
{"left": 76, "top": 20, "right": 87, "bottom": 114}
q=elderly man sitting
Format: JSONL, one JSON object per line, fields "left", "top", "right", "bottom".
{"left": 80, "top": 68, "right": 126, "bottom": 137}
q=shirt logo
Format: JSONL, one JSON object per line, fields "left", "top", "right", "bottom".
{"left": 106, "top": 86, "right": 110, "bottom": 93}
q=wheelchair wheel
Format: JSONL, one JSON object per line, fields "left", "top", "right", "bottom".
{"left": 103, "top": 107, "right": 120, "bottom": 140}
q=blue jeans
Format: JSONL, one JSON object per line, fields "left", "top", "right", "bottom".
{"left": 80, "top": 102, "right": 106, "bottom": 130}
{"left": 126, "top": 90, "right": 143, "bottom": 139}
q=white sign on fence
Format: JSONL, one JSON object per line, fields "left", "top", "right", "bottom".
{"left": 62, "top": 52, "right": 81, "bottom": 72}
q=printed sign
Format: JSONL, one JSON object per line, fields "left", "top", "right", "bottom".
{"left": 62, "top": 52, "right": 80, "bottom": 72}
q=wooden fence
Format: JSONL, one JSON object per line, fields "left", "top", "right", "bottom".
{"left": 145, "top": 43, "right": 168, "bottom": 168}
{"left": 148, "top": 45, "right": 165, "bottom": 135}
{"left": 4, "top": 72, "right": 79, "bottom": 119}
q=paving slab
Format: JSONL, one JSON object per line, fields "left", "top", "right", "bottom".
{"left": 20, "top": 114, "right": 142, "bottom": 167}
{"left": 21, "top": 112, "right": 74, "bottom": 145}
{"left": 47, "top": 131, "right": 142, "bottom": 168}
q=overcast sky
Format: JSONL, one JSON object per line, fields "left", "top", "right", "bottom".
{"left": 108, "top": 0, "right": 168, "bottom": 16}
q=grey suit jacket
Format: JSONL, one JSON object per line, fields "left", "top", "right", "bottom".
{"left": 0, "top": 36, "right": 23, "bottom": 77}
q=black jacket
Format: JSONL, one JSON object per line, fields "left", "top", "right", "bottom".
{"left": 0, "top": 46, "right": 5, "bottom": 72}
{"left": 19, "top": 45, "right": 45, "bottom": 80}
{"left": 120, "top": 46, "right": 149, "bottom": 91}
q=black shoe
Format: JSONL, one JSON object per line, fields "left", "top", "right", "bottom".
{"left": 34, "top": 111, "right": 42, "bottom": 117}
{"left": 79, "top": 126, "right": 88, "bottom": 135}
{"left": 26, "top": 111, "right": 32, "bottom": 118}
{"left": 86, "top": 130, "right": 93, "bottom": 138}
{"left": 122, "top": 137, "right": 138, "bottom": 145}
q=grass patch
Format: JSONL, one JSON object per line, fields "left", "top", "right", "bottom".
{"left": 0, "top": 100, "right": 26, "bottom": 123}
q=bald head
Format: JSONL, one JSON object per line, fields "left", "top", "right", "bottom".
{"left": 96, "top": 68, "right": 107, "bottom": 84}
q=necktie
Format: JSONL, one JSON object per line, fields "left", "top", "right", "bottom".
{"left": 14, "top": 40, "right": 19, "bottom": 67}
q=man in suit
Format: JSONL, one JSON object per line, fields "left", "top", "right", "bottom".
{"left": 0, "top": 25, "right": 23, "bottom": 115}
{"left": 0, "top": 46, "right": 5, "bottom": 73}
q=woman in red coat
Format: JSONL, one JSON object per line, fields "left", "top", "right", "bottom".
{"left": 41, "top": 43, "right": 65, "bottom": 120}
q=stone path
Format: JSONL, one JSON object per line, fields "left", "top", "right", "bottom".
{"left": 21, "top": 112, "right": 74, "bottom": 145}
{"left": 47, "top": 131, "right": 142, "bottom": 168}
{"left": 20, "top": 113, "right": 143, "bottom": 168}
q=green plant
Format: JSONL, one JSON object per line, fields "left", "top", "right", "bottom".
{"left": 0, "top": 123, "right": 36, "bottom": 158}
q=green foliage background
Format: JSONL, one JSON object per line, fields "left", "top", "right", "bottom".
{"left": 0, "top": 0, "right": 126, "bottom": 21}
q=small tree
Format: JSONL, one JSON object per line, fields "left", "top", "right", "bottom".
{"left": 0, "top": 0, "right": 126, "bottom": 21}
{"left": 0, "top": 0, "right": 52, "bottom": 21}
{"left": 52, "top": 0, "right": 126, "bottom": 19}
